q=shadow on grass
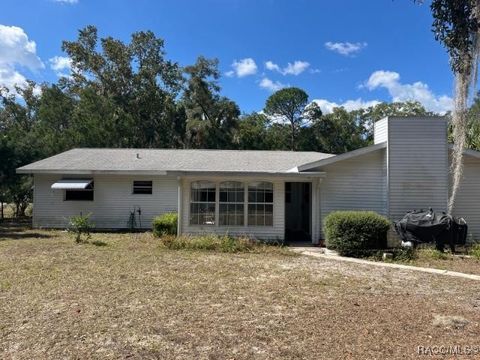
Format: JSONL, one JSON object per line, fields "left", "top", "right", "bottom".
{"left": 0, "top": 217, "right": 57, "bottom": 241}
{"left": 0, "top": 232, "right": 56, "bottom": 241}
{"left": 91, "top": 240, "right": 108, "bottom": 247}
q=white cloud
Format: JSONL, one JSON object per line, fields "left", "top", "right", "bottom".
{"left": 312, "top": 98, "right": 381, "bottom": 114}
{"left": 0, "top": 24, "right": 44, "bottom": 70}
{"left": 0, "top": 66, "right": 28, "bottom": 91}
{"left": 0, "top": 24, "right": 44, "bottom": 95}
{"left": 283, "top": 61, "right": 310, "bottom": 75}
{"left": 227, "top": 58, "right": 257, "bottom": 77}
{"left": 49, "top": 55, "right": 72, "bottom": 77}
{"left": 265, "top": 60, "right": 281, "bottom": 72}
{"left": 265, "top": 60, "right": 310, "bottom": 76}
{"left": 53, "top": 0, "right": 79, "bottom": 4}
{"left": 325, "top": 41, "right": 367, "bottom": 56}
{"left": 365, "top": 70, "right": 453, "bottom": 113}
{"left": 259, "top": 77, "right": 286, "bottom": 92}
{"left": 310, "top": 70, "right": 453, "bottom": 115}
{"left": 49, "top": 56, "right": 71, "bottom": 71}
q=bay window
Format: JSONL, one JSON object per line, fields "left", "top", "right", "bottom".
{"left": 189, "top": 180, "right": 274, "bottom": 227}
{"left": 219, "top": 181, "right": 244, "bottom": 226}
{"left": 190, "top": 181, "right": 216, "bottom": 225}
{"left": 248, "top": 182, "right": 273, "bottom": 226}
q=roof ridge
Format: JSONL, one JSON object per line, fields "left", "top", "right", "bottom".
{"left": 69, "top": 148, "right": 332, "bottom": 155}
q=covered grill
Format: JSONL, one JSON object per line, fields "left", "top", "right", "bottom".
{"left": 394, "top": 209, "right": 468, "bottom": 252}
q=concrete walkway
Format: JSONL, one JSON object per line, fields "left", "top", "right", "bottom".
{"left": 290, "top": 246, "right": 480, "bottom": 281}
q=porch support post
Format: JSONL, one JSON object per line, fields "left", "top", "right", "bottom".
{"left": 177, "top": 177, "right": 182, "bottom": 236}
{"left": 312, "top": 178, "right": 322, "bottom": 245}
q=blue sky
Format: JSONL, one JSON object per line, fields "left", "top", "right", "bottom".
{"left": 0, "top": 0, "right": 454, "bottom": 114}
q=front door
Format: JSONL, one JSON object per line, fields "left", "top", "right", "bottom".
{"left": 285, "top": 182, "right": 311, "bottom": 243}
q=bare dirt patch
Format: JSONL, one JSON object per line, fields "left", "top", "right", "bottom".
{"left": 1, "top": 224, "right": 480, "bottom": 359}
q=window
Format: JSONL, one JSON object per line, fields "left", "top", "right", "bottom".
{"left": 219, "top": 181, "right": 244, "bottom": 226}
{"left": 133, "top": 181, "right": 152, "bottom": 194}
{"left": 248, "top": 182, "right": 273, "bottom": 226}
{"left": 190, "top": 181, "right": 216, "bottom": 225}
{"left": 65, "top": 182, "right": 94, "bottom": 201}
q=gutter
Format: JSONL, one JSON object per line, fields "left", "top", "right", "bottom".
{"left": 16, "top": 169, "right": 326, "bottom": 178}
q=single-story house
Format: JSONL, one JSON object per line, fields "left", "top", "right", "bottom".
{"left": 17, "top": 116, "right": 480, "bottom": 244}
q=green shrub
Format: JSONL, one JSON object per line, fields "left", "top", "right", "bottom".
{"left": 157, "top": 234, "right": 291, "bottom": 254}
{"left": 417, "top": 247, "right": 449, "bottom": 260}
{"left": 392, "top": 247, "right": 417, "bottom": 262}
{"left": 469, "top": 243, "right": 480, "bottom": 260}
{"left": 159, "top": 234, "right": 256, "bottom": 252}
{"left": 68, "top": 213, "right": 94, "bottom": 244}
{"left": 371, "top": 247, "right": 417, "bottom": 262}
{"left": 152, "top": 212, "right": 178, "bottom": 236}
{"left": 324, "top": 211, "right": 391, "bottom": 257}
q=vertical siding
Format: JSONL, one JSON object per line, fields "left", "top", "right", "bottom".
{"left": 180, "top": 176, "right": 285, "bottom": 241}
{"left": 33, "top": 174, "right": 178, "bottom": 229}
{"left": 319, "top": 149, "right": 388, "bottom": 233}
{"left": 452, "top": 155, "right": 480, "bottom": 241}
{"left": 374, "top": 117, "right": 388, "bottom": 144}
{"left": 388, "top": 117, "right": 448, "bottom": 221}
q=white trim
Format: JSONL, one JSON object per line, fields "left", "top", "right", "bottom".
{"left": 297, "top": 142, "right": 387, "bottom": 171}
{"left": 177, "top": 177, "right": 182, "bottom": 236}
{"left": 17, "top": 168, "right": 326, "bottom": 177}
{"left": 17, "top": 169, "right": 169, "bottom": 175}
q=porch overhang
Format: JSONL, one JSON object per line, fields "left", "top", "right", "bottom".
{"left": 168, "top": 170, "right": 326, "bottom": 179}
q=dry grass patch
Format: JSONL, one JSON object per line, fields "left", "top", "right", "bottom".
{"left": 1, "top": 223, "right": 480, "bottom": 359}
{"left": 409, "top": 247, "right": 480, "bottom": 276}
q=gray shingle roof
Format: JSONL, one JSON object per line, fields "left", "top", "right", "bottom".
{"left": 17, "top": 148, "right": 334, "bottom": 174}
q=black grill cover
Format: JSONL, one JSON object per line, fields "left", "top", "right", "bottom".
{"left": 394, "top": 209, "right": 468, "bottom": 247}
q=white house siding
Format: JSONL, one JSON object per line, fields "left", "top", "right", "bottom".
{"left": 387, "top": 117, "right": 448, "bottom": 221}
{"left": 33, "top": 174, "right": 178, "bottom": 229}
{"left": 452, "top": 155, "right": 480, "bottom": 241}
{"left": 374, "top": 117, "right": 388, "bottom": 144}
{"left": 317, "top": 149, "right": 388, "bottom": 234}
{"left": 180, "top": 176, "right": 286, "bottom": 241}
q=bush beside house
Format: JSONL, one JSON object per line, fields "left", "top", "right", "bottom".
{"left": 324, "top": 211, "right": 391, "bottom": 257}
{"left": 68, "top": 213, "right": 94, "bottom": 244}
{"left": 152, "top": 213, "right": 178, "bottom": 236}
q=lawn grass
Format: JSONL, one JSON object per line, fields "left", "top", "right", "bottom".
{"left": 409, "top": 246, "right": 480, "bottom": 276}
{"left": 1, "top": 222, "right": 480, "bottom": 359}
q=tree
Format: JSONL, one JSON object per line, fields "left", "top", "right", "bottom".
{"left": 182, "top": 56, "right": 240, "bottom": 149}
{"left": 264, "top": 123, "right": 291, "bottom": 150}
{"left": 417, "top": 0, "right": 480, "bottom": 212}
{"left": 0, "top": 84, "right": 40, "bottom": 217}
{"left": 310, "top": 107, "right": 367, "bottom": 154}
{"left": 264, "top": 87, "right": 311, "bottom": 151}
{"left": 235, "top": 113, "right": 270, "bottom": 150}
{"left": 352, "top": 101, "right": 434, "bottom": 142}
{"left": 35, "top": 84, "right": 76, "bottom": 155}
{"left": 450, "top": 92, "right": 480, "bottom": 150}
{"left": 62, "top": 25, "right": 184, "bottom": 149}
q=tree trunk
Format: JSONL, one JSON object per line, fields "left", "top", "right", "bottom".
{"left": 448, "top": 74, "right": 469, "bottom": 214}
{"left": 0, "top": 201, "right": 3, "bottom": 220}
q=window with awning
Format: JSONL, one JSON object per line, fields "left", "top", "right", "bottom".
{"left": 51, "top": 179, "right": 93, "bottom": 190}
{"left": 51, "top": 179, "right": 94, "bottom": 201}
